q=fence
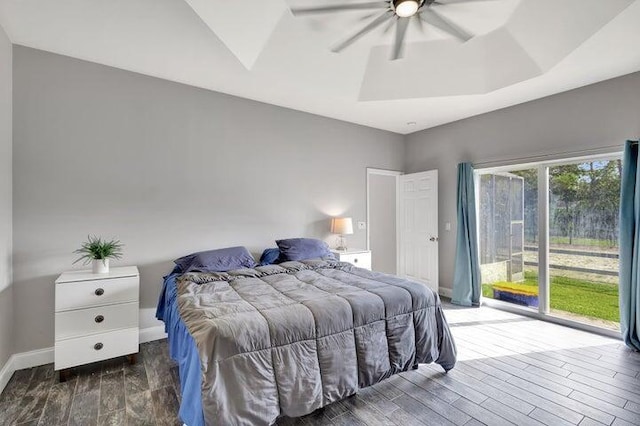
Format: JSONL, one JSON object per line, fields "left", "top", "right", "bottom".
{"left": 523, "top": 245, "right": 618, "bottom": 278}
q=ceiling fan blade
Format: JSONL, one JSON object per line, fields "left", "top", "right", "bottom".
{"left": 291, "top": 2, "right": 389, "bottom": 16}
{"left": 414, "top": 10, "right": 425, "bottom": 34}
{"left": 332, "top": 10, "right": 394, "bottom": 52}
{"left": 419, "top": 8, "right": 473, "bottom": 41}
{"left": 383, "top": 15, "right": 396, "bottom": 34}
{"left": 360, "top": 10, "right": 381, "bottom": 21}
{"left": 391, "top": 17, "right": 410, "bottom": 60}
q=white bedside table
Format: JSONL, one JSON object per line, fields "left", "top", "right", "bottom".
{"left": 331, "top": 249, "right": 372, "bottom": 270}
{"left": 54, "top": 266, "right": 140, "bottom": 380}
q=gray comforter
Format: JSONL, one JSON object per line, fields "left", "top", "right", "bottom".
{"left": 176, "top": 259, "right": 457, "bottom": 425}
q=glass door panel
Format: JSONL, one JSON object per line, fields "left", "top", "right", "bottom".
{"left": 479, "top": 169, "right": 539, "bottom": 308}
{"left": 548, "top": 160, "right": 621, "bottom": 330}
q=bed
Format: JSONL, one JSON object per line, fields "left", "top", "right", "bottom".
{"left": 156, "top": 255, "right": 457, "bottom": 426}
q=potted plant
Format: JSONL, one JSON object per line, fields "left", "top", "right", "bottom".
{"left": 73, "top": 235, "right": 124, "bottom": 274}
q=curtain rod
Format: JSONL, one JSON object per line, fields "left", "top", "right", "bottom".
{"left": 473, "top": 144, "right": 626, "bottom": 169}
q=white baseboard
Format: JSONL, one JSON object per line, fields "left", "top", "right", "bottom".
{"left": 0, "top": 348, "right": 53, "bottom": 393}
{"left": 439, "top": 287, "right": 453, "bottom": 299}
{"left": 0, "top": 325, "right": 168, "bottom": 394}
{"left": 140, "top": 325, "right": 167, "bottom": 343}
{"left": 0, "top": 346, "right": 55, "bottom": 394}
{"left": 13, "top": 347, "right": 54, "bottom": 371}
{"left": 0, "top": 354, "right": 16, "bottom": 395}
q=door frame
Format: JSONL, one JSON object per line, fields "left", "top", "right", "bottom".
{"left": 366, "top": 168, "right": 403, "bottom": 272}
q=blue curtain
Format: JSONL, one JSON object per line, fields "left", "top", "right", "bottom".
{"left": 620, "top": 140, "right": 640, "bottom": 351}
{"left": 452, "top": 162, "right": 481, "bottom": 306}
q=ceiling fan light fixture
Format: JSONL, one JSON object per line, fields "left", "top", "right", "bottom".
{"left": 393, "top": 0, "right": 420, "bottom": 18}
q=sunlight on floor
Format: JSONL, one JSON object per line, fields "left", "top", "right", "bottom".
{"left": 442, "top": 306, "right": 624, "bottom": 362}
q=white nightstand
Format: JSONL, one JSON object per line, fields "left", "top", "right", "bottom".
{"left": 331, "top": 249, "right": 372, "bottom": 270}
{"left": 54, "top": 266, "right": 140, "bottom": 380}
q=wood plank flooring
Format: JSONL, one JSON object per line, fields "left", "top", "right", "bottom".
{"left": 1, "top": 305, "right": 639, "bottom": 425}
{"left": 0, "top": 341, "right": 180, "bottom": 426}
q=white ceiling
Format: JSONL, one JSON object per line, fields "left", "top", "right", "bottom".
{"left": 1, "top": 0, "right": 639, "bottom": 134}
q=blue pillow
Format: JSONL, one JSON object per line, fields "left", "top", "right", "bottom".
{"left": 174, "top": 246, "right": 256, "bottom": 273}
{"left": 275, "top": 238, "right": 332, "bottom": 262}
{"left": 259, "top": 248, "right": 281, "bottom": 266}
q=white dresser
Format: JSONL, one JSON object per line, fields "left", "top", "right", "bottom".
{"left": 331, "top": 249, "right": 372, "bottom": 270}
{"left": 55, "top": 266, "right": 139, "bottom": 379}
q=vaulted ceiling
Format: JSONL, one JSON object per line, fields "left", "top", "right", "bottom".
{"left": 1, "top": 0, "right": 639, "bottom": 134}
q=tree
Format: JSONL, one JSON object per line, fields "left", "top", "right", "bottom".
{"left": 550, "top": 165, "right": 581, "bottom": 244}
{"left": 579, "top": 160, "right": 620, "bottom": 245}
{"left": 483, "top": 160, "right": 621, "bottom": 251}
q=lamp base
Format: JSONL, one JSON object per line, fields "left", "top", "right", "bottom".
{"left": 335, "top": 235, "right": 347, "bottom": 251}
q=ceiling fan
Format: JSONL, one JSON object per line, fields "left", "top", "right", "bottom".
{"left": 291, "top": 0, "right": 486, "bottom": 60}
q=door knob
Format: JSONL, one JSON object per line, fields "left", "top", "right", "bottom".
{"left": 429, "top": 236, "right": 439, "bottom": 242}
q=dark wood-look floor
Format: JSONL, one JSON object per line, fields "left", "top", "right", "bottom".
{"left": 2, "top": 306, "right": 640, "bottom": 426}
{"left": 0, "top": 340, "right": 181, "bottom": 426}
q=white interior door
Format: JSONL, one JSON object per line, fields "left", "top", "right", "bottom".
{"left": 398, "top": 170, "right": 439, "bottom": 293}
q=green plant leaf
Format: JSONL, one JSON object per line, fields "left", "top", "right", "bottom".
{"left": 73, "top": 235, "right": 124, "bottom": 265}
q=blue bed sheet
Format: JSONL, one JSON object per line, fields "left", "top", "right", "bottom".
{"left": 156, "top": 270, "right": 204, "bottom": 426}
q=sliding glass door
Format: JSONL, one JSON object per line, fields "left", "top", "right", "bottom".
{"left": 477, "top": 156, "right": 621, "bottom": 331}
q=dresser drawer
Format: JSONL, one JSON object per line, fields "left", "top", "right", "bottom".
{"left": 55, "top": 328, "right": 139, "bottom": 370}
{"left": 55, "top": 276, "right": 138, "bottom": 311}
{"left": 55, "top": 302, "right": 138, "bottom": 340}
{"left": 339, "top": 253, "right": 372, "bottom": 270}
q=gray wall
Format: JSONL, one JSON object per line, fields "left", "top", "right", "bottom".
{"left": 368, "top": 173, "right": 397, "bottom": 274}
{"left": 405, "top": 71, "right": 640, "bottom": 292}
{"left": 12, "top": 46, "right": 404, "bottom": 353}
{"left": 0, "top": 24, "right": 13, "bottom": 371}
{"left": 9, "top": 45, "right": 640, "bottom": 355}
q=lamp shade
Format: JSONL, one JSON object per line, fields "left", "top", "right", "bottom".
{"left": 331, "top": 217, "right": 354, "bottom": 235}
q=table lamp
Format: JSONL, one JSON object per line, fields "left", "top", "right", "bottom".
{"left": 331, "top": 217, "right": 354, "bottom": 251}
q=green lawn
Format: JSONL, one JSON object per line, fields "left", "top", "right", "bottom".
{"left": 482, "top": 272, "right": 619, "bottom": 322}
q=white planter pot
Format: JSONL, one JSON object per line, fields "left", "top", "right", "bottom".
{"left": 92, "top": 258, "right": 110, "bottom": 274}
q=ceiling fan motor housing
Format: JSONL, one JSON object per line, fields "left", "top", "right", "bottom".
{"left": 393, "top": 0, "right": 424, "bottom": 18}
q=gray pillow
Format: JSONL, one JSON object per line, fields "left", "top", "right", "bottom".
{"left": 174, "top": 246, "right": 256, "bottom": 273}
{"left": 275, "top": 238, "right": 332, "bottom": 262}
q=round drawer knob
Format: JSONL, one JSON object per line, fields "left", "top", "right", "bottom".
{"left": 95, "top": 288, "right": 104, "bottom": 296}
{"left": 353, "top": 258, "right": 358, "bottom": 263}
{"left": 94, "top": 343, "right": 104, "bottom": 351}
{"left": 95, "top": 315, "right": 104, "bottom": 323}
